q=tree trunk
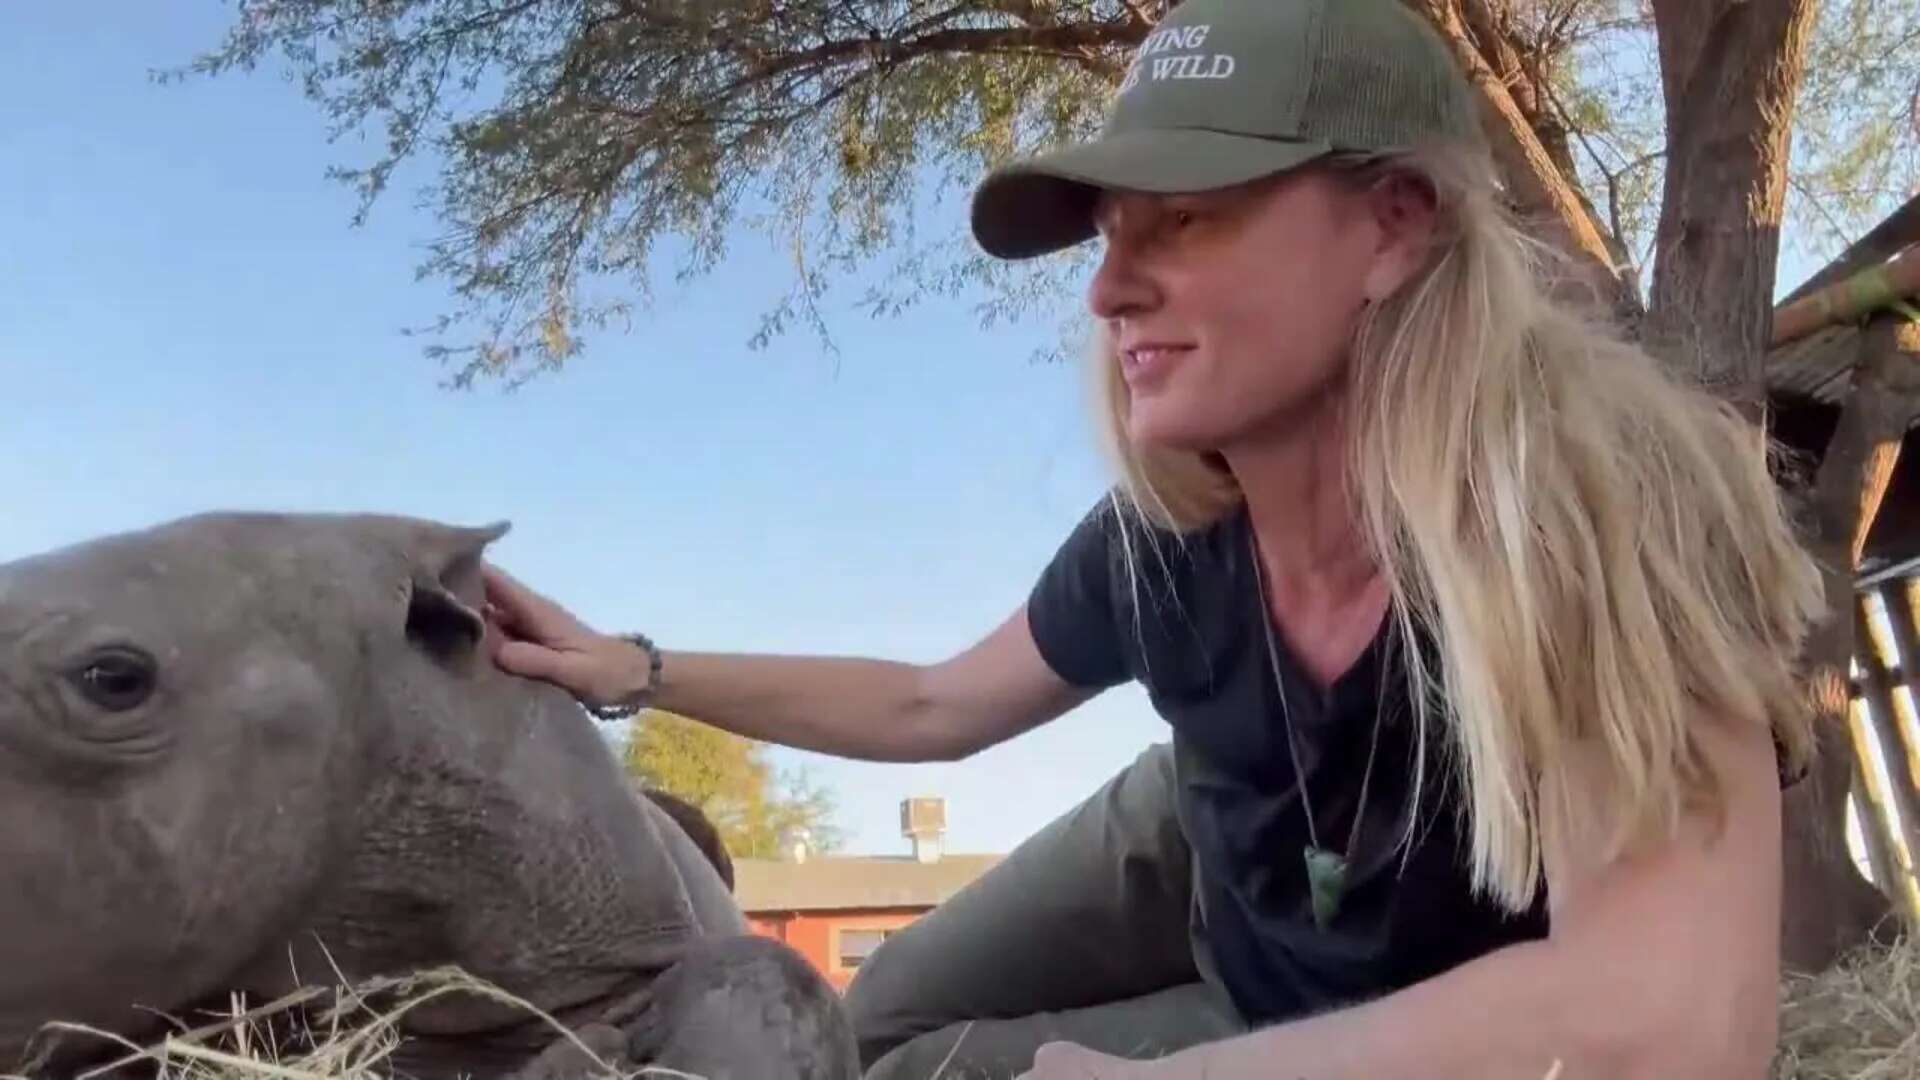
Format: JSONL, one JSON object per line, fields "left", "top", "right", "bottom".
{"left": 1451, "top": 0, "right": 1624, "bottom": 269}
{"left": 1642, "top": 0, "right": 1819, "bottom": 412}
{"left": 1403, "top": 0, "right": 1636, "bottom": 316}
{"left": 1783, "top": 314, "right": 1920, "bottom": 970}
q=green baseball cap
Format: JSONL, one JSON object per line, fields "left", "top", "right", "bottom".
{"left": 970, "top": 0, "right": 1485, "bottom": 259}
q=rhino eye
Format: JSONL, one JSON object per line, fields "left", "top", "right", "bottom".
{"left": 66, "top": 648, "right": 157, "bottom": 712}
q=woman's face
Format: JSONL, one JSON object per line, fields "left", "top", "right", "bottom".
{"left": 1087, "top": 165, "right": 1431, "bottom": 453}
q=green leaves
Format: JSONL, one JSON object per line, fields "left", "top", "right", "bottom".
{"left": 181, "top": 0, "right": 1918, "bottom": 381}
{"left": 623, "top": 708, "right": 844, "bottom": 860}
{"left": 182, "top": 0, "right": 1134, "bottom": 384}
{"left": 1786, "top": 0, "right": 1920, "bottom": 262}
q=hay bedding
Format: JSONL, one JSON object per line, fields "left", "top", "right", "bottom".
{"left": 1775, "top": 937, "right": 1920, "bottom": 1079}
{"left": 0, "top": 969, "right": 655, "bottom": 1080}
{"left": 6, "top": 942, "right": 1914, "bottom": 1080}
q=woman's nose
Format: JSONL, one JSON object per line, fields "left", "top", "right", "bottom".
{"left": 1087, "top": 239, "right": 1160, "bottom": 321}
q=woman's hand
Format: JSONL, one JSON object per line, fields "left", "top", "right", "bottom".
{"left": 479, "top": 563, "right": 652, "bottom": 708}
{"left": 1017, "top": 1043, "right": 1170, "bottom": 1080}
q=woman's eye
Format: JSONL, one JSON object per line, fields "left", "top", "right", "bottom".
{"left": 1172, "top": 209, "right": 1196, "bottom": 228}
{"left": 66, "top": 648, "right": 158, "bottom": 712}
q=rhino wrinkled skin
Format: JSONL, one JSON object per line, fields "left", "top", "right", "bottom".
{"left": 0, "top": 512, "right": 858, "bottom": 1079}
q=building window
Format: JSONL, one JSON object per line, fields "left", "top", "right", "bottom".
{"left": 836, "top": 928, "right": 895, "bottom": 971}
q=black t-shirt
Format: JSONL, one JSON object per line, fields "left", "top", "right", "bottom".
{"left": 1027, "top": 498, "right": 1551, "bottom": 1026}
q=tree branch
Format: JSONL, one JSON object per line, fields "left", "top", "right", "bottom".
{"left": 1115, "top": 0, "right": 1155, "bottom": 32}
{"left": 1542, "top": 0, "right": 1586, "bottom": 54}
{"left": 1812, "top": 315, "right": 1920, "bottom": 568}
{"left": 1402, "top": 0, "right": 1637, "bottom": 316}
{"left": 1535, "top": 72, "right": 1642, "bottom": 273}
{"left": 735, "top": 19, "right": 1136, "bottom": 92}
{"left": 981, "top": 0, "right": 1048, "bottom": 25}
{"left": 1456, "top": 0, "right": 1586, "bottom": 188}
{"left": 1788, "top": 169, "right": 1864, "bottom": 261}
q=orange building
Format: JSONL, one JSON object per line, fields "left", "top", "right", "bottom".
{"left": 735, "top": 798, "right": 1001, "bottom": 992}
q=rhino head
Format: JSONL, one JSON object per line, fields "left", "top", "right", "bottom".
{"left": 0, "top": 512, "right": 740, "bottom": 1074}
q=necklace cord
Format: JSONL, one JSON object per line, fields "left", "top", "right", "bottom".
{"left": 1249, "top": 533, "right": 1387, "bottom": 865}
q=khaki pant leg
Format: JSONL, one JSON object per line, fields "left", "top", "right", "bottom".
{"left": 864, "top": 981, "right": 1243, "bottom": 1080}
{"left": 843, "top": 741, "right": 1230, "bottom": 1068}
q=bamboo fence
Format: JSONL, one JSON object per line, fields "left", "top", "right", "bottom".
{"left": 1843, "top": 559, "right": 1920, "bottom": 920}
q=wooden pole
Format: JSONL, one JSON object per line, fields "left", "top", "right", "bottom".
{"left": 1835, "top": 684, "right": 1912, "bottom": 903}
{"left": 1778, "top": 192, "right": 1920, "bottom": 306}
{"left": 1850, "top": 693, "right": 1909, "bottom": 905}
{"left": 1771, "top": 244, "right": 1920, "bottom": 348}
{"left": 1879, "top": 581, "right": 1920, "bottom": 785}
{"left": 1852, "top": 592, "right": 1920, "bottom": 918}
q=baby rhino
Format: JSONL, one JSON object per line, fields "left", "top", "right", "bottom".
{"left": 0, "top": 512, "right": 857, "bottom": 1079}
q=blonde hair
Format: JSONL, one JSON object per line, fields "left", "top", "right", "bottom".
{"left": 1091, "top": 142, "right": 1824, "bottom": 911}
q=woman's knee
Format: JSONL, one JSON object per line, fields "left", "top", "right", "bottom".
{"left": 843, "top": 742, "right": 1194, "bottom": 1066}
{"left": 842, "top": 929, "right": 926, "bottom": 1066}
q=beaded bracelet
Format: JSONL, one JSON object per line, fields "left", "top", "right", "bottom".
{"left": 589, "top": 632, "right": 662, "bottom": 721}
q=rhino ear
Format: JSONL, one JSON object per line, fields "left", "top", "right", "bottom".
{"left": 404, "top": 520, "right": 511, "bottom": 663}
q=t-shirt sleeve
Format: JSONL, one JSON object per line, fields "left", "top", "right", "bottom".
{"left": 1026, "top": 499, "right": 1132, "bottom": 689}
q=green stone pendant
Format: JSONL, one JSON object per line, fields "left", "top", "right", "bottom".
{"left": 1304, "top": 846, "right": 1349, "bottom": 929}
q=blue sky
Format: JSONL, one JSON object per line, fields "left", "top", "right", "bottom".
{"left": 0, "top": 3, "right": 1170, "bottom": 857}
{"left": 1, "top": 7, "right": 1831, "bottom": 858}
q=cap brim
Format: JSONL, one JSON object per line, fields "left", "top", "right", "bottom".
{"left": 970, "top": 129, "right": 1334, "bottom": 260}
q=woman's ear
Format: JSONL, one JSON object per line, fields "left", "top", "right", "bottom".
{"left": 1360, "top": 171, "right": 1439, "bottom": 303}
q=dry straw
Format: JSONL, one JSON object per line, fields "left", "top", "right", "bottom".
{"left": 3, "top": 938, "right": 1913, "bottom": 1079}
{"left": 0, "top": 966, "right": 692, "bottom": 1080}
{"left": 1774, "top": 935, "right": 1920, "bottom": 1079}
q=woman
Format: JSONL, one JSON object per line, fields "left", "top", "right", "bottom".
{"left": 481, "top": 0, "right": 1824, "bottom": 1076}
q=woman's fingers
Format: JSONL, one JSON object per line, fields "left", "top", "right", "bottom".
{"left": 494, "top": 639, "right": 558, "bottom": 678}
{"left": 481, "top": 562, "right": 591, "bottom": 645}
{"left": 479, "top": 563, "right": 639, "bottom": 706}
